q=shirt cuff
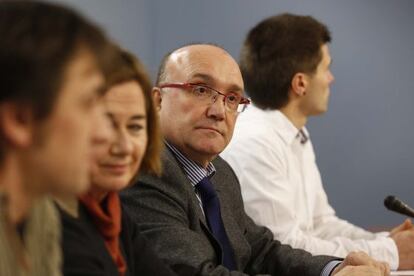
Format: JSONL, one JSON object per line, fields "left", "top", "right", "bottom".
{"left": 385, "top": 236, "right": 399, "bottom": 270}
{"left": 321, "top": 260, "right": 342, "bottom": 276}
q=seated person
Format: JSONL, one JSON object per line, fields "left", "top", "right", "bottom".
{"left": 55, "top": 48, "right": 180, "bottom": 276}
{"left": 121, "top": 43, "right": 389, "bottom": 276}
{"left": 221, "top": 13, "right": 414, "bottom": 271}
{"left": 0, "top": 1, "right": 111, "bottom": 275}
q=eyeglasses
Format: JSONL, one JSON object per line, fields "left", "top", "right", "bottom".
{"left": 157, "top": 82, "right": 250, "bottom": 113}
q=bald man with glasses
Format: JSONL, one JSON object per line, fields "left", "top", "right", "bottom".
{"left": 121, "top": 44, "right": 389, "bottom": 276}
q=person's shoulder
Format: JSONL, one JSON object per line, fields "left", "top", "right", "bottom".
{"left": 121, "top": 149, "right": 191, "bottom": 203}
{"left": 236, "top": 107, "right": 275, "bottom": 132}
{"left": 120, "top": 209, "right": 153, "bottom": 249}
{"left": 212, "top": 156, "right": 240, "bottom": 182}
{"left": 128, "top": 148, "right": 180, "bottom": 188}
{"left": 119, "top": 206, "right": 139, "bottom": 241}
{"left": 233, "top": 108, "right": 284, "bottom": 145}
{"left": 224, "top": 112, "right": 287, "bottom": 162}
{"left": 35, "top": 196, "right": 60, "bottom": 228}
{"left": 213, "top": 155, "right": 231, "bottom": 169}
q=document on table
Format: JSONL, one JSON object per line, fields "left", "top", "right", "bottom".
{"left": 391, "top": 271, "right": 414, "bottom": 276}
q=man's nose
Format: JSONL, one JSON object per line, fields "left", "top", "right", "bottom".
{"left": 329, "top": 71, "right": 335, "bottom": 83}
{"left": 206, "top": 94, "right": 226, "bottom": 120}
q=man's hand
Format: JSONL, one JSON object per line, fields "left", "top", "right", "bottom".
{"left": 332, "top": 251, "right": 390, "bottom": 276}
{"left": 391, "top": 228, "right": 414, "bottom": 269}
{"left": 390, "top": 219, "right": 413, "bottom": 236}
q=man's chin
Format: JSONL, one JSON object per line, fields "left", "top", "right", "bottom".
{"left": 312, "top": 106, "right": 328, "bottom": 116}
{"left": 193, "top": 141, "right": 226, "bottom": 157}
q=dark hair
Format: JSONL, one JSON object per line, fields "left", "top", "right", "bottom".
{"left": 240, "top": 13, "right": 331, "bottom": 109}
{"left": 105, "top": 47, "right": 162, "bottom": 176}
{"left": 0, "top": 0, "right": 111, "bottom": 160}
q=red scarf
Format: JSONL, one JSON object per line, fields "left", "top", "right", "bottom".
{"left": 80, "top": 191, "right": 126, "bottom": 276}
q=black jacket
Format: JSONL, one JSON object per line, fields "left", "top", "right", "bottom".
{"left": 58, "top": 201, "right": 179, "bottom": 276}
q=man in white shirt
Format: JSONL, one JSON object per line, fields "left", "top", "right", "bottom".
{"left": 221, "top": 13, "right": 414, "bottom": 271}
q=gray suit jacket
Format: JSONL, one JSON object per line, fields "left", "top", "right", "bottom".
{"left": 120, "top": 148, "right": 337, "bottom": 276}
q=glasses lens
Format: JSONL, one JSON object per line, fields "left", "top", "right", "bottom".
{"left": 225, "top": 94, "right": 242, "bottom": 111}
{"left": 188, "top": 84, "right": 247, "bottom": 113}
{"left": 191, "top": 85, "right": 212, "bottom": 100}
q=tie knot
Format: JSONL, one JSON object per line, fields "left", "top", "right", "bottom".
{"left": 196, "top": 177, "right": 217, "bottom": 201}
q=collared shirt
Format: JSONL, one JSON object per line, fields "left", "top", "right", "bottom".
{"left": 168, "top": 140, "right": 341, "bottom": 275}
{"left": 221, "top": 104, "right": 399, "bottom": 270}
{"left": 0, "top": 194, "right": 62, "bottom": 276}
{"left": 165, "top": 142, "right": 215, "bottom": 213}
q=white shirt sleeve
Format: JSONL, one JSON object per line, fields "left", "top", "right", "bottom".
{"left": 309, "top": 169, "right": 399, "bottom": 269}
{"left": 222, "top": 129, "right": 399, "bottom": 270}
{"left": 312, "top": 177, "right": 385, "bottom": 240}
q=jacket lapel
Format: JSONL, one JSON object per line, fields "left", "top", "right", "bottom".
{"left": 162, "top": 149, "right": 233, "bottom": 267}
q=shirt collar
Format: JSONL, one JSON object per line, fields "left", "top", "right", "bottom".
{"left": 54, "top": 195, "right": 79, "bottom": 218}
{"left": 165, "top": 142, "right": 216, "bottom": 187}
{"left": 249, "top": 105, "right": 308, "bottom": 145}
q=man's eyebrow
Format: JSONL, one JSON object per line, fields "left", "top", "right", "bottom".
{"left": 227, "top": 84, "right": 244, "bottom": 93}
{"left": 190, "top": 73, "right": 243, "bottom": 93}
{"left": 189, "top": 73, "right": 214, "bottom": 83}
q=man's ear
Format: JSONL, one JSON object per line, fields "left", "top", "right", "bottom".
{"left": 0, "top": 102, "right": 35, "bottom": 149}
{"left": 152, "top": 87, "right": 162, "bottom": 111}
{"left": 291, "top": 72, "right": 309, "bottom": 97}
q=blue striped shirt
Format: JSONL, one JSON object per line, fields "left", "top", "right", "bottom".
{"left": 165, "top": 142, "right": 216, "bottom": 186}
{"left": 165, "top": 142, "right": 215, "bottom": 213}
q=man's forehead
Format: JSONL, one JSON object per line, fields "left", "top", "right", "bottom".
{"left": 170, "top": 44, "right": 227, "bottom": 60}
{"left": 168, "top": 45, "right": 229, "bottom": 69}
{"left": 165, "top": 45, "right": 243, "bottom": 89}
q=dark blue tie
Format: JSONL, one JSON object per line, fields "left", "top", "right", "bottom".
{"left": 196, "top": 177, "right": 236, "bottom": 270}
